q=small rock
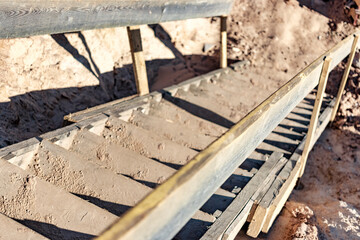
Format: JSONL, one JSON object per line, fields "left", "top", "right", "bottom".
{"left": 158, "top": 143, "right": 165, "bottom": 150}
{"left": 352, "top": 52, "right": 360, "bottom": 68}
{"left": 203, "top": 43, "right": 215, "bottom": 53}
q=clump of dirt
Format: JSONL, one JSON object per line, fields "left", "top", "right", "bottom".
{"left": 285, "top": 128, "right": 360, "bottom": 239}
{"left": 103, "top": 120, "right": 150, "bottom": 157}
{"left": 288, "top": 204, "right": 319, "bottom": 240}
{"left": 28, "top": 146, "right": 99, "bottom": 200}
{"left": 0, "top": 174, "right": 37, "bottom": 220}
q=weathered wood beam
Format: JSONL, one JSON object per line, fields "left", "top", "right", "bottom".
{"left": 201, "top": 152, "right": 284, "bottom": 240}
{"left": 300, "top": 57, "right": 332, "bottom": 177}
{"left": 246, "top": 157, "right": 287, "bottom": 238}
{"left": 330, "top": 35, "right": 359, "bottom": 122}
{"left": 0, "top": 0, "right": 233, "bottom": 39}
{"left": 96, "top": 32, "right": 359, "bottom": 240}
{"left": 220, "top": 15, "right": 228, "bottom": 69}
{"left": 261, "top": 99, "right": 335, "bottom": 233}
{"left": 127, "top": 26, "right": 149, "bottom": 96}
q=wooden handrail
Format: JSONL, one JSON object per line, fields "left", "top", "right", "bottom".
{"left": 97, "top": 31, "right": 359, "bottom": 240}
{"left": 0, "top": 0, "right": 233, "bottom": 39}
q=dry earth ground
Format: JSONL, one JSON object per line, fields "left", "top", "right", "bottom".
{"left": 0, "top": 0, "right": 359, "bottom": 239}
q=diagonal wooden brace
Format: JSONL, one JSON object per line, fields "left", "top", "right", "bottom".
{"left": 300, "top": 57, "right": 332, "bottom": 177}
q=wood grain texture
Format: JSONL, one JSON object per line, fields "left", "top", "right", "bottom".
{"left": 0, "top": 0, "right": 233, "bottom": 39}
{"left": 202, "top": 152, "right": 284, "bottom": 240}
{"left": 220, "top": 15, "right": 228, "bottom": 69}
{"left": 246, "top": 157, "right": 287, "bottom": 238}
{"left": 222, "top": 200, "right": 253, "bottom": 240}
{"left": 127, "top": 26, "right": 149, "bottom": 96}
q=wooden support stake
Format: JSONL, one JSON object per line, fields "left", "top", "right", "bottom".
{"left": 330, "top": 35, "right": 359, "bottom": 122}
{"left": 300, "top": 57, "right": 332, "bottom": 177}
{"left": 127, "top": 26, "right": 149, "bottom": 96}
{"left": 220, "top": 15, "right": 227, "bottom": 69}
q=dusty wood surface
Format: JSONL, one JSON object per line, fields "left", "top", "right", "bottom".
{"left": 0, "top": 0, "right": 233, "bottom": 39}
{"left": 220, "top": 16, "right": 228, "bottom": 69}
{"left": 127, "top": 26, "right": 149, "bottom": 96}
{"left": 201, "top": 152, "right": 284, "bottom": 240}
{"left": 246, "top": 157, "right": 287, "bottom": 238}
{"left": 261, "top": 99, "right": 336, "bottom": 233}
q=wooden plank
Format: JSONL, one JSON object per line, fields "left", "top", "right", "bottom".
{"left": 247, "top": 159, "right": 295, "bottom": 237}
{"left": 220, "top": 15, "right": 228, "bottom": 69}
{"left": 201, "top": 152, "right": 284, "bottom": 240}
{"left": 330, "top": 35, "right": 359, "bottom": 122}
{"left": 96, "top": 33, "right": 357, "bottom": 240}
{"left": 246, "top": 157, "right": 287, "bottom": 223}
{"left": 64, "top": 94, "right": 138, "bottom": 123}
{"left": 300, "top": 57, "right": 332, "bottom": 177}
{"left": 246, "top": 157, "right": 287, "bottom": 238}
{"left": 261, "top": 159, "right": 301, "bottom": 233}
{"left": 222, "top": 200, "right": 253, "bottom": 240}
{"left": 64, "top": 93, "right": 153, "bottom": 123}
{"left": 127, "top": 26, "right": 149, "bottom": 96}
{"left": 261, "top": 99, "right": 335, "bottom": 233}
{"left": 0, "top": 0, "right": 233, "bottom": 39}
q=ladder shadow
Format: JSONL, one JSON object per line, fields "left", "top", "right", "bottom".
{"left": 72, "top": 193, "right": 131, "bottom": 216}
{"left": 162, "top": 92, "right": 235, "bottom": 129}
{"left": 15, "top": 218, "right": 96, "bottom": 240}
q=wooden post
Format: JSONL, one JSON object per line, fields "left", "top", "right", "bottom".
{"left": 300, "top": 57, "right": 332, "bottom": 177}
{"left": 127, "top": 26, "right": 149, "bottom": 96}
{"left": 220, "top": 15, "right": 227, "bottom": 69}
{"left": 330, "top": 35, "right": 359, "bottom": 122}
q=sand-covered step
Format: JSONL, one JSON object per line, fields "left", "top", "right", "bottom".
{"left": 104, "top": 117, "right": 197, "bottom": 169}
{"left": 170, "top": 87, "right": 239, "bottom": 127}
{"left": 0, "top": 159, "right": 117, "bottom": 239}
{"left": 0, "top": 213, "right": 48, "bottom": 240}
{"left": 27, "top": 140, "right": 151, "bottom": 216}
{"left": 129, "top": 110, "right": 216, "bottom": 151}
{"left": 148, "top": 98, "right": 227, "bottom": 138}
{"left": 218, "top": 70, "right": 280, "bottom": 94}
{"left": 176, "top": 210, "right": 216, "bottom": 240}
{"left": 69, "top": 129, "right": 175, "bottom": 187}
{"left": 193, "top": 79, "right": 272, "bottom": 116}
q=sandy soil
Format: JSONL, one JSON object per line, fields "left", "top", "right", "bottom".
{"left": 0, "top": 0, "right": 359, "bottom": 239}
